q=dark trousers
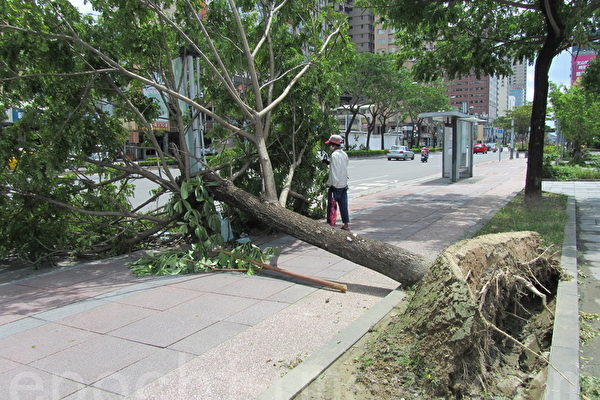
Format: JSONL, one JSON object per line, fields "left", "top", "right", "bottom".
{"left": 329, "top": 186, "right": 349, "bottom": 224}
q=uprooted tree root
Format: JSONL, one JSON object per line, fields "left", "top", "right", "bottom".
{"left": 356, "top": 231, "right": 567, "bottom": 400}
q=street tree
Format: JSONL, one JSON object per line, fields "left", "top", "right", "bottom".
{"left": 338, "top": 52, "right": 374, "bottom": 150}
{"left": 366, "top": 0, "right": 600, "bottom": 203}
{"left": 400, "top": 80, "right": 450, "bottom": 147}
{"left": 581, "top": 56, "right": 600, "bottom": 98}
{"left": 549, "top": 84, "right": 600, "bottom": 162}
{"left": 0, "top": 0, "right": 429, "bottom": 285}
{"left": 508, "top": 104, "right": 534, "bottom": 149}
{"left": 366, "top": 53, "right": 408, "bottom": 149}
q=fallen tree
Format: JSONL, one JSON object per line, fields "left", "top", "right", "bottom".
{"left": 203, "top": 172, "right": 430, "bottom": 286}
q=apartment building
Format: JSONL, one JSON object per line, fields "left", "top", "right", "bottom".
{"left": 328, "top": 1, "right": 375, "bottom": 53}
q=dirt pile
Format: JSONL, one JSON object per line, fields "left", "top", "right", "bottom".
{"left": 297, "top": 231, "right": 565, "bottom": 400}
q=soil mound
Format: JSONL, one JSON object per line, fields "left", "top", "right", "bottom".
{"left": 298, "top": 231, "right": 565, "bottom": 400}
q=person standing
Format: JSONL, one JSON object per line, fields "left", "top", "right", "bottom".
{"left": 324, "top": 134, "right": 350, "bottom": 231}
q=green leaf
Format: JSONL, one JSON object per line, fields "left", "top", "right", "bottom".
{"left": 194, "top": 225, "right": 207, "bottom": 240}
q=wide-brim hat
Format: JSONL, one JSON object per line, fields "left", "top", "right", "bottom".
{"left": 325, "top": 134, "right": 343, "bottom": 145}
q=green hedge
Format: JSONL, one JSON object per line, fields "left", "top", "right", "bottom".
{"left": 138, "top": 157, "right": 178, "bottom": 166}
{"left": 346, "top": 150, "right": 387, "bottom": 157}
{"left": 543, "top": 165, "right": 600, "bottom": 180}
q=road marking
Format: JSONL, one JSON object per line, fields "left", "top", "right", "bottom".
{"left": 350, "top": 175, "right": 389, "bottom": 183}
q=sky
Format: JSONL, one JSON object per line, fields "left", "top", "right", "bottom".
{"left": 527, "top": 50, "right": 572, "bottom": 101}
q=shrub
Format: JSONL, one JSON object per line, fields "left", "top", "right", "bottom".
{"left": 544, "top": 165, "right": 600, "bottom": 180}
{"left": 138, "top": 156, "right": 178, "bottom": 166}
{"left": 346, "top": 150, "right": 387, "bottom": 157}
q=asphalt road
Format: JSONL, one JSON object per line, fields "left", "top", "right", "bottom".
{"left": 348, "top": 149, "right": 508, "bottom": 198}
{"left": 127, "top": 149, "right": 510, "bottom": 208}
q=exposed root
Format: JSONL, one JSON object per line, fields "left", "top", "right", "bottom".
{"left": 355, "top": 231, "right": 568, "bottom": 399}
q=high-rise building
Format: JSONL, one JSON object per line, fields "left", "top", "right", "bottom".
{"left": 508, "top": 61, "right": 527, "bottom": 107}
{"left": 497, "top": 61, "right": 528, "bottom": 117}
{"left": 374, "top": 24, "right": 398, "bottom": 54}
{"left": 446, "top": 74, "right": 497, "bottom": 122}
{"left": 571, "top": 46, "right": 597, "bottom": 84}
{"left": 328, "top": 1, "right": 375, "bottom": 53}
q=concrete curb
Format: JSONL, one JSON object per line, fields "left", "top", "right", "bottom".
{"left": 254, "top": 289, "right": 405, "bottom": 400}
{"left": 544, "top": 196, "right": 580, "bottom": 400}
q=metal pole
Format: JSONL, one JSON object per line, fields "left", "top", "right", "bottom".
{"left": 510, "top": 118, "right": 515, "bottom": 159}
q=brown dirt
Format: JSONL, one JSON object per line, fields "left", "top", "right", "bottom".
{"left": 295, "top": 231, "right": 563, "bottom": 400}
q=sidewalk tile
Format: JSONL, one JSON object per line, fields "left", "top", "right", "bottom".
{"left": 0, "top": 313, "right": 27, "bottom": 326}
{"left": 0, "top": 323, "right": 95, "bottom": 364}
{"left": 0, "top": 357, "right": 20, "bottom": 374}
{"left": 114, "top": 285, "right": 203, "bottom": 311}
{"left": 168, "top": 292, "right": 258, "bottom": 321}
{"left": 168, "top": 272, "right": 243, "bottom": 292}
{"left": 169, "top": 321, "right": 248, "bottom": 355}
{"left": 267, "top": 285, "right": 317, "bottom": 304}
{"left": 62, "top": 387, "right": 124, "bottom": 399}
{"left": 225, "top": 300, "right": 289, "bottom": 326}
{"left": 0, "top": 365, "right": 84, "bottom": 400}
{"left": 108, "top": 309, "right": 215, "bottom": 348}
{"left": 92, "top": 348, "right": 194, "bottom": 396}
{"left": 0, "top": 284, "right": 47, "bottom": 304}
{"left": 212, "top": 276, "right": 294, "bottom": 300}
{"left": 58, "top": 303, "right": 157, "bottom": 334}
{"left": 30, "top": 335, "right": 155, "bottom": 385}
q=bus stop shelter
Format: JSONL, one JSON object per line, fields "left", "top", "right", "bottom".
{"left": 418, "top": 111, "right": 485, "bottom": 182}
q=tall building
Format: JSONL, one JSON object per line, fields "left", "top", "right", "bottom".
{"left": 497, "top": 60, "right": 528, "bottom": 117}
{"left": 571, "top": 46, "right": 597, "bottom": 84}
{"left": 446, "top": 74, "right": 498, "bottom": 122}
{"left": 374, "top": 24, "right": 398, "bottom": 54}
{"left": 508, "top": 61, "right": 527, "bottom": 107}
{"left": 329, "top": 1, "right": 375, "bottom": 53}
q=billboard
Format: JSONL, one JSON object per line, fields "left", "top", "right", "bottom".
{"left": 571, "top": 46, "right": 597, "bottom": 84}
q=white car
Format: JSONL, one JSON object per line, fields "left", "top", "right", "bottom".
{"left": 387, "top": 145, "right": 415, "bottom": 161}
{"left": 486, "top": 143, "right": 498, "bottom": 152}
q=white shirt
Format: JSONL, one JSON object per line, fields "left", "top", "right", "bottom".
{"left": 327, "top": 148, "right": 349, "bottom": 188}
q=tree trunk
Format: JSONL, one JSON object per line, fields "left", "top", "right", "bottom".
{"left": 203, "top": 173, "right": 430, "bottom": 286}
{"left": 344, "top": 112, "right": 359, "bottom": 151}
{"left": 380, "top": 120, "right": 387, "bottom": 150}
{"left": 525, "top": 0, "right": 564, "bottom": 203}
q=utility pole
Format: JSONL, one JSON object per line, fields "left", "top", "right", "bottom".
{"left": 510, "top": 118, "right": 515, "bottom": 159}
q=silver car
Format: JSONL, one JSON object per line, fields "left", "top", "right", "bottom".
{"left": 387, "top": 145, "right": 415, "bottom": 161}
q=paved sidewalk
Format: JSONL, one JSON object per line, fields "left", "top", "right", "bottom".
{"left": 1, "top": 157, "right": 532, "bottom": 400}
{"left": 542, "top": 181, "right": 600, "bottom": 383}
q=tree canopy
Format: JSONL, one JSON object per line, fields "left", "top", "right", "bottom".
{"left": 365, "top": 0, "right": 600, "bottom": 202}
{"left": 550, "top": 83, "right": 600, "bottom": 161}
{"left": 0, "top": 0, "right": 431, "bottom": 285}
{"left": 0, "top": 0, "right": 350, "bottom": 261}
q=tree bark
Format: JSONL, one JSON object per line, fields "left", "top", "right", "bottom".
{"left": 203, "top": 173, "right": 430, "bottom": 286}
{"left": 525, "top": 0, "right": 564, "bottom": 203}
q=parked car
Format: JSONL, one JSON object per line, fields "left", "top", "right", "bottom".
{"left": 387, "top": 145, "right": 415, "bottom": 161}
{"left": 486, "top": 143, "right": 498, "bottom": 152}
{"left": 473, "top": 143, "right": 488, "bottom": 154}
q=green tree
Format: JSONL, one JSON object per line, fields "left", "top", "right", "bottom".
{"left": 549, "top": 84, "right": 600, "bottom": 163}
{"left": 0, "top": 0, "right": 348, "bottom": 254}
{"left": 366, "top": 0, "right": 600, "bottom": 203}
{"left": 581, "top": 56, "right": 600, "bottom": 99}
{"left": 338, "top": 52, "right": 374, "bottom": 150}
{"left": 508, "top": 104, "right": 534, "bottom": 149}
{"left": 0, "top": 0, "right": 429, "bottom": 284}
{"left": 401, "top": 80, "right": 451, "bottom": 147}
